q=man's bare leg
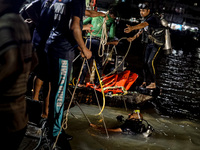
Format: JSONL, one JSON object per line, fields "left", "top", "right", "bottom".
{"left": 140, "top": 82, "right": 146, "bottom": 88}
{"left": 146, "top": 82, "right": 156, "bottom": 89}
{"left": 41, "top": 83, "right": 50, "bottom": 119}
{"left": 33, "top": 77, "right": 44, "bottom": 100}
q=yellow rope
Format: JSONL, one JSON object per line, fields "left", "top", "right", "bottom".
{"left": 85, "top": 59, "right": 109, "bottom": 138}
{"left": 93, "top": 60, "right": 106, "bottom": 115}
{"left": 72, "top": 77, "right": 76, "bottom": 86}
{"left": 152, "top": 47, "right": 161, "bottom": 74}
{"left": 103, "top": 86, "right": 128, "bottom": 97}
{"left": 52, "top": 16, "right": 111, "bottom": 145}
{"left": 102, "top": 78, "right": 115, "bottom": 87}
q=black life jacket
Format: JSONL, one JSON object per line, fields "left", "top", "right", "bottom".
{"left": 120, "top": 119, "right": 146, "bottom": 134}
{"left": 142, "top": 14, "right": 165, "bottom": 46}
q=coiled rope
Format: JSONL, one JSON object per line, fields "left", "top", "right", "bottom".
{"left": 88, "top": 11, "right": 109, "bottom": 58}
{"left": 98, "top": 15, "right": 108, "bottom": 57}
{"left": 101, "top": 38, "right": 132, "bottom": 79}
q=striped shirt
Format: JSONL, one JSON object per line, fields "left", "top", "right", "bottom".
{"left": 0, "top": 13, "right": 32, "bottom": 132}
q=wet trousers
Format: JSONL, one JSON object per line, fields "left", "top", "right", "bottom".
{"left": 143, "top": 43, "right": 161, "bottom": 83}
{"left": 47, "top": 51, "right": 73, "bottom": 137}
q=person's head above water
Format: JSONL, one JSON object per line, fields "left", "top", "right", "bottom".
{"left": 128, "top": 110, "right": 143, "bottom": 120}
{"left": 138, "top": 2, "right": 150, "bottom": 18}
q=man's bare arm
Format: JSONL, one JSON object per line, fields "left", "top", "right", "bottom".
{"left": 90, "top": 123, "right": 122, "bottom": 133}
{"left": 85, "top": 10, "right": 105, "bottom": 17}
{"left": 127, "top": 30, "right": 143, "bottom": 42}
{"left": 124, "top": 22, "right": 149, "bottom": 33}
{"left": 70, "top": 16, "right": 92, "bottom": 59}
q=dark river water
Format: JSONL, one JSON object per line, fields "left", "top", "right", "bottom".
{"left": 21, "top": 31, "right": 200, "bottom": 149}
{"left": 19, "top": 48, "right": 200, "bottom": 150}
{"left": 155, "top": 48, "right": 200, "bottom": 120}
{"left": 66, "top": 104, "right": 200, "bottom": 150}
{"left": 66, "top": 42, "right": 200, "bottom": 150}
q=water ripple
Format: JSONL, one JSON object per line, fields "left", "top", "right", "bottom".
{"left": 155, "top": 48, "right": 200, "bottom": 119}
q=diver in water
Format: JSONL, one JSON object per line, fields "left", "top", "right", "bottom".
{"left": 90, "top": 110, "right": 153, "bottom": 137}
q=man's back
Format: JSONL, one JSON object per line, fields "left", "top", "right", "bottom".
{"left": 31, "top": 0, "right": 55, "bottom": 47}
{"left": 50, "top": 0, "right": 72, "bottom": 36}
{"left": 49, "top": 0, "right": 85, "bottom": 39}
{"left": 0, "top": 14, "right": 32, "bottom": 97}
{"left": 0, "top": 13, "right": 32, "bottom": 133}
{"left": 46, "top": 0, "right": 86, "bottom": 57}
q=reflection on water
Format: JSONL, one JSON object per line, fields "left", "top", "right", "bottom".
{"left": 155, "top": 48, "right": 200, "bottom": 119}
{"left": 66, "top": 104, "right": 200, "bottom": 150}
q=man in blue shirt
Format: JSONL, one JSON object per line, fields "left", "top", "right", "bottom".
{"left": 25, "top": 0, "right": 55, "bottom": 119}
{"left": 26, "top": 0, "right": 105, "bottom": 119}
{"left": 45, "top": 0, "right": 92, "bottom": 148}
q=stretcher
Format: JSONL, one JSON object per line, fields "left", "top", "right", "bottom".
{"left": 87, "top": 70, "right": 138, "bottom": 96}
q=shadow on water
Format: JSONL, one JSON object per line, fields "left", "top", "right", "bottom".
{"left": 66, "top": 104, "right": 200, "bottom": 150}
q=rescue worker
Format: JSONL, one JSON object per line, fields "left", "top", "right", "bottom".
{"left": 44, "top": 0, "right": 95, "bottom": 148}
{"left": 78, "top": 8, "right": 117, "bottom": 88}
{"left": 26, "top": 0, "right": 105, "bottom": 119}
{"left": 124, "top": 2, "right": 165, "bottom": 89}
{"left": 90, "top": 110, "right": 153, "bottom": 136}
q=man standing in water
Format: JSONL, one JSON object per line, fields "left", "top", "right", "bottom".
{"left": 124, "top": 2, "right": 165, "bottom": 89}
